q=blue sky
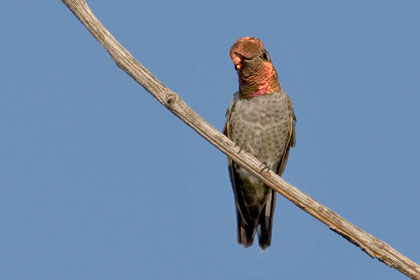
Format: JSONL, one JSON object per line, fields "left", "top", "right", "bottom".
{"left": 1, "top": 1, "right": 419, "bottom": 279}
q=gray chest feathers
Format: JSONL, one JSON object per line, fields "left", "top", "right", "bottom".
{"left": 229, "top": 91, "right": 293, "bottom": 170}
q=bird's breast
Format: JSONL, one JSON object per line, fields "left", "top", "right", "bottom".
{"left": 229, "top": 91, "right": 292, "bottom": 168}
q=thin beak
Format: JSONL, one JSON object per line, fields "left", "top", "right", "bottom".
{"left": 233, "top": 52, "right": 250, "bottom": 71}
{"left": 233, "top": 52, "right": 250, "bottom": 61}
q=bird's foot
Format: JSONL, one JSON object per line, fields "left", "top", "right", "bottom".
{"left": 259, "top": 162, "right": 271, "bottom": 174}
{"left": 234, "top": 143, "right": 244, "bottom": 154}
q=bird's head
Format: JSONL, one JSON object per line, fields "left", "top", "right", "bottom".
{"left": 230, "top": 36, "right": 269, "bottom": 71}
{"left": 230, "top": 37, "right": 280, "bottom": 98}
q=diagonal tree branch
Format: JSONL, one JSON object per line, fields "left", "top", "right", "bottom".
{"left": 61, "top": 0, "right": 420, "bottom": 279}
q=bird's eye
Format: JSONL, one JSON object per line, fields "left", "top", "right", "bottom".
{"left": 260, "top": 51, "right": 270, "bottom": 61}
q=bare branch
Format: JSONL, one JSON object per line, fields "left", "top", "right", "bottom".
{"left": 61, "top": 0, "right": 420, "bottom": 279}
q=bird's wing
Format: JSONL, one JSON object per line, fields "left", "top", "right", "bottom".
{"left": 258, "top": 96, "right": 296, "bottom": 249}
{"left": 276, "top": 98, "right": 296, "bottom": 176}
{"left": 223, "top": 93, "right": 252, "bottom": 225}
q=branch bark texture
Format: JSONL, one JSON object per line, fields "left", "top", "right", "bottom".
{"left": 61, "top": 0, "right": 420, "bottom": 279}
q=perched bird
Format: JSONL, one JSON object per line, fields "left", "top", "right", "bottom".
{"left": 224, "top": 37, "right": 296, "bottom": 249}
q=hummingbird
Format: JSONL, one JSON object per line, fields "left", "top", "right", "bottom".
{"left": 224, "top": 37, "right": 296, "bottom": 249}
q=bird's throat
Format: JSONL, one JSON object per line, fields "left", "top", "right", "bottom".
{"left": 238, "top": 64, "right": 281, "bottom": 99}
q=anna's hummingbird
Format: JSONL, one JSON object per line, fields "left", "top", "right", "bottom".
{"left": 224, "top": 37, "right": 296, "bottom": 249}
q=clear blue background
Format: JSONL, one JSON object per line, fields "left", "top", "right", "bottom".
{"left": 1, "top": 1, "right": 419, "bottom": 279}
